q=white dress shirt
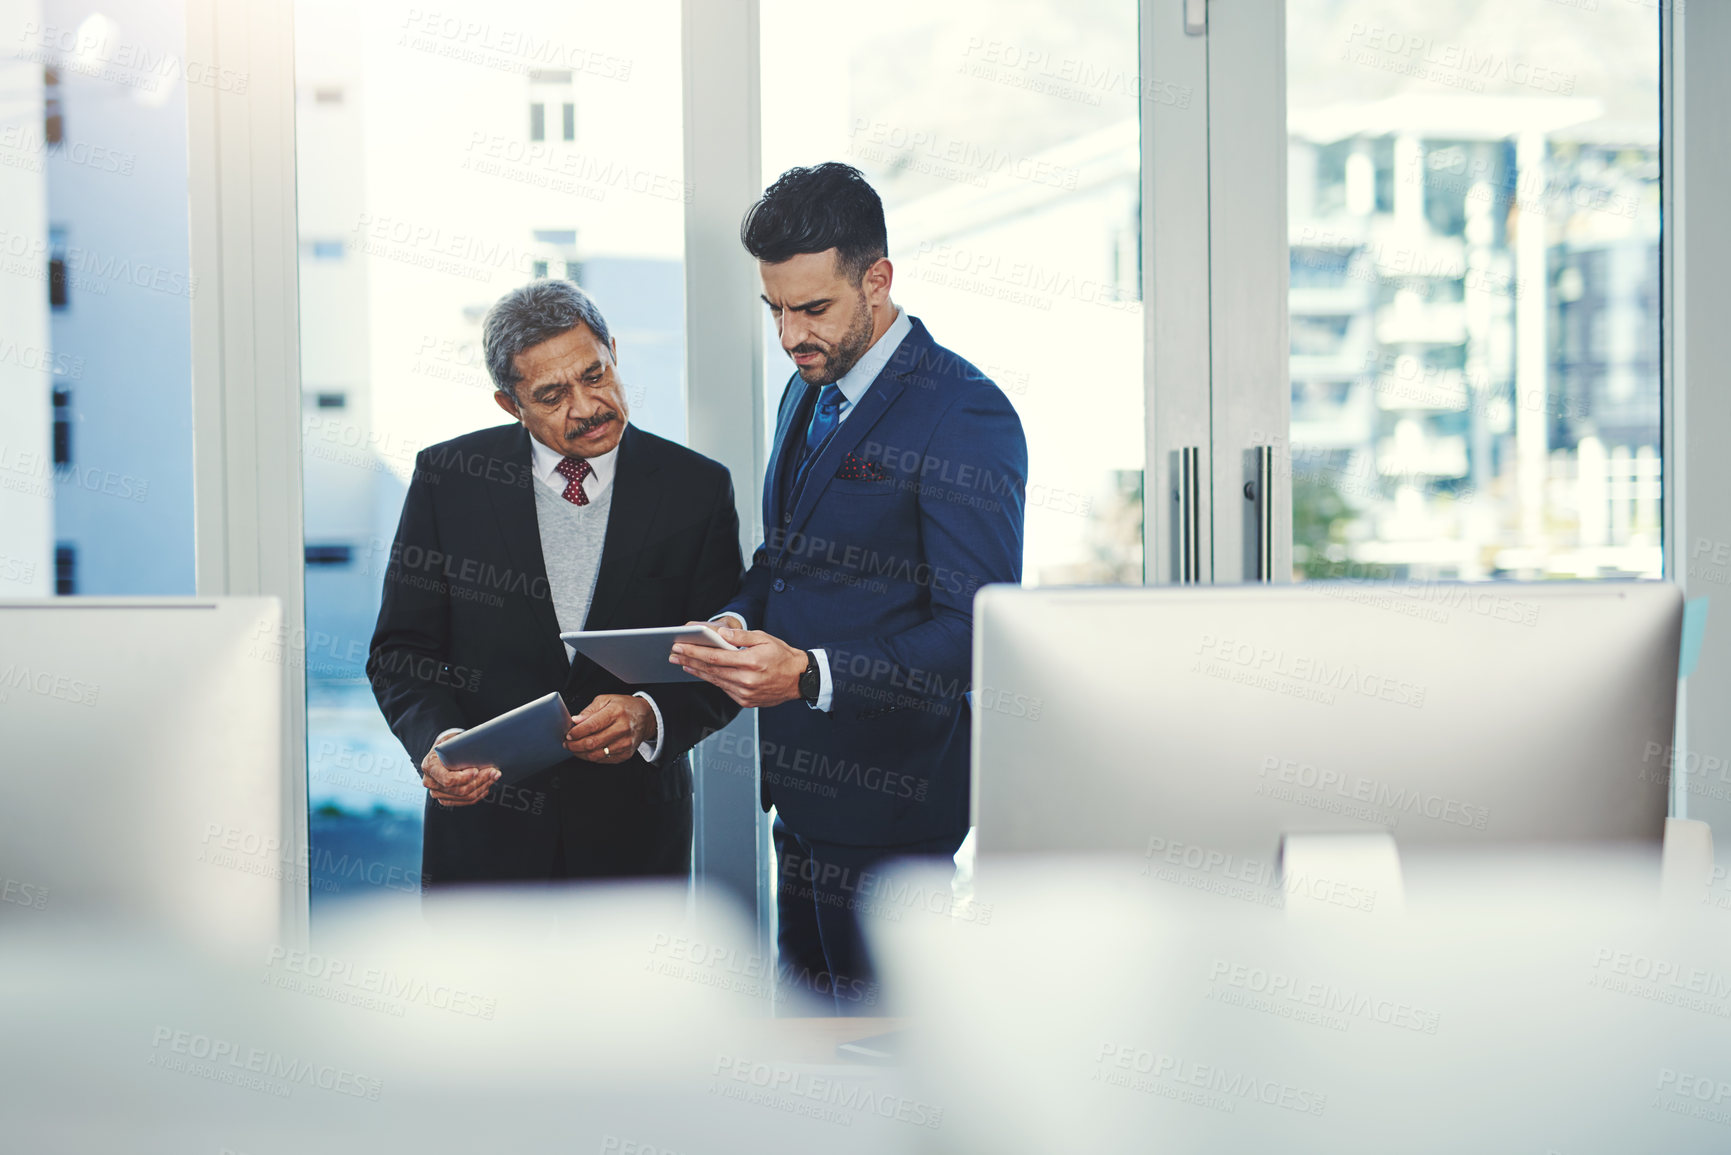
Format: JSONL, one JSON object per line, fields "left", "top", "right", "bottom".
{"left": 527, "top": 433, "right": 619, "bottom": 503}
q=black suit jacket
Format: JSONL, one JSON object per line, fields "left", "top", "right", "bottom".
{"left": 367, "top": 422, "right": 743, "bottom": 885}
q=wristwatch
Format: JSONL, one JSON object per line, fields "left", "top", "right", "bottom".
{"left": 799, "top": 651, "right": 821, "bottom": 705}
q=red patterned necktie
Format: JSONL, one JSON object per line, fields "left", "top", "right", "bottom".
{"left": 554, "top": 456, "right": 593, "bottom": 506}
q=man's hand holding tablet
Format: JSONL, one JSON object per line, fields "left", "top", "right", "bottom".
{"left": 421, "top": 739, "right": 500, "bottom": 808}
{"left": 563, "top": 695, "right": 657, "bottom": 764}
{"left": 560, "top": 625, "right": 738, "bottom": 685}
{"left": 671, "top": 619, "right": 811, "bottom": 710}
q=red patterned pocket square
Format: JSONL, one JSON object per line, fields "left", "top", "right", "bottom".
{"left": 836, "top": 453, "right": 892, "bottom": 482}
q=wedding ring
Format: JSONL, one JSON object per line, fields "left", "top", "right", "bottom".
{"left": 604, "top": 745, "right": 611, "bottom": 757}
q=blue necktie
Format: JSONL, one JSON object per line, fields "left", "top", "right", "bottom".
{"left": 791, "top": 385, "right": 843, "bottom": 498}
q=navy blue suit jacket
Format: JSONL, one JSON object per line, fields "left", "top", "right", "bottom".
{"left": 722, "top": 316, "right": 1027, "bottom": 846}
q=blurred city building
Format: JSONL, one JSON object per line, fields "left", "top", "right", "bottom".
{"left": 0, "top": 0, "right": 196, "bottom": 597}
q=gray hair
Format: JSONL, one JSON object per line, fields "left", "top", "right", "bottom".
{"left": 482, "top": 279, "right": 614, "bottom": 399}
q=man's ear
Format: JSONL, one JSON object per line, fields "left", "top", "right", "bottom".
{"left": 863, "top": 257, "right": 894, "bottom": 306}
{"left": 493, "top": 389, "right": 522, "bottom": 421}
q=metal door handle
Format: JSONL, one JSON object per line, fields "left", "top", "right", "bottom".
{"left": 1247, "top": 445, "right": 1274, "bottom": 583}
{"left": 1184, "top": 0, "right": 1206, "bottom": 36}
{"left": 1176, "top": 446, "right": 1201, "bottom": 584}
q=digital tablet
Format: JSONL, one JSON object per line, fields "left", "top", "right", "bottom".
{"left": 433, "top": 691, "right": 573, "bottom": 786}
{"left": 560, "top": 624, "right": 737, "bottom": 685}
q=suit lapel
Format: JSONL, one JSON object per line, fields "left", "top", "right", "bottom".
{"left": 767, "top": 318, "right": 934, "bottom": 561}
{"left": 764, "top": 376, "right": 814, "bottom": 533}
{"left": 777, "top": 373, "right": 906, "bottom": 557}
{"left": 583, "top": 424, "right": 662, "bottom": 631}
{"left": 486, "top": 424, "right": 563, "bottom": 656}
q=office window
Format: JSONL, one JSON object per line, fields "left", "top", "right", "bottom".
{"left": 54, "top": 545, "right": 75, "bottom": 595}
{"left": 47, "top": 227, "right": 68, "bottom": 310}
{"left": 47, "top": 257, "right": 67, "bottom": 308}
{"left": 1286, "top": 0, "right": 1661, "bottom": 581}
{"left": 294, "top": 0, "right": 686, "bottom": 904}
{"left": 43, "top": 66, "right": 62, "bottom": 145}
{"left": 305, "top": 544, "right": 354, "bottom": 566}
{"left": 526, "top": 71, "right": 577, "bottom": 143}
{"left": 0, "top": 0, "right": 197, "bottom": 601}
{"left": 51, "top": 389, "right": 71, "bottom": 467}
{"left": 761, "top": 0, "right": 1145, "bottom": 585}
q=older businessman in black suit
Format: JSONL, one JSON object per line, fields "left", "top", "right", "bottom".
{"left": 367, "top": 280, "right": 742, "bottom": 886}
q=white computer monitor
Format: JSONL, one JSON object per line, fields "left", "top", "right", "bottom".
{"left": 972, "top": 582, "right": 1681, "bottom": 859}
{"left": 0, "top": 597, "right": 289, "bottom": 949}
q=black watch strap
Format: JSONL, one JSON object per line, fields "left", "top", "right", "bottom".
{"left": 799, "top": 651, "right": 821, "bottom": 704}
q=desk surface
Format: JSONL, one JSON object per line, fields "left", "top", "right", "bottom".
{"left": 764, "top": 1017, "right": 905, "bottom": 1064}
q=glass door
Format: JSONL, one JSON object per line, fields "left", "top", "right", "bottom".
{"left": 1280, "top": 0, "right": 1662, "bottom": 583}
{"left": 760, "top": 0, "right": 1147, "bottom": 586}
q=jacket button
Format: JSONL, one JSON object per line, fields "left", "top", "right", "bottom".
{"left": 782, "top": 513, "right": 792, "bottom": 524}
{"left": 772, "top": 578, "right": 786, "bottom": 592}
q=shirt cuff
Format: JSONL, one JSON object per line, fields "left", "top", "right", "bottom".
{"left": 633, "top": 692, "right": 666, "bottom": 763}
{"left": 709, "top": 611, "right": 747, "bottom": 632}
{"left": 807, "top": 648, "right": 833, "bottom": 713}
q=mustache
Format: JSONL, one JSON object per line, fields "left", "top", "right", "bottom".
{"left": 566, "top": 410, "right": 620, "bottom": 438}
{"left": 789, "top": 343, "right": 829, "bottom": 358}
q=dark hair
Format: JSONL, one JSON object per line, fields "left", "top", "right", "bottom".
{"left": 482, "top": 279, "right": 613, "bottom": 399}
{"left": 740, "top": 162, "right": 888, "bottom": 283}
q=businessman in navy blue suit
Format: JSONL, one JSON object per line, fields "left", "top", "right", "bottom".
{"left": 674, "top": 163, "right": 1028, "bottom": 1013}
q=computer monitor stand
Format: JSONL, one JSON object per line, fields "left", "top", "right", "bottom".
{"left": 1279, "top": 831, "right": 1406, "bottom": 921}
{"left": 1279, "top": 820, "right": 1712, "bottom": 919}
{"left": 1661, "top": 816, "right": 1715, "bottom": 908}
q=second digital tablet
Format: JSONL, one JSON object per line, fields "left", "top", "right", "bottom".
{"left": 560, "top": 625, "right": 737, "bottom": 684}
